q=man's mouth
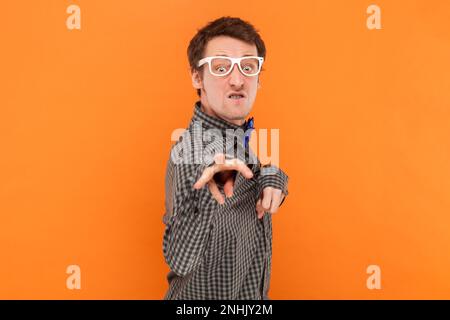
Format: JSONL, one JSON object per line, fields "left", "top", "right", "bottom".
{"left": 228, "top": 94, "right": 245, "bottom": 99}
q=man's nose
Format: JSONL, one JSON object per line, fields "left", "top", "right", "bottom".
{"left": 228, "top": 63, "right": 245, "bottom": 87}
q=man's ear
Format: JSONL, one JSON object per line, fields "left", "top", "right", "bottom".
{"left": 191, "top": 69, "right": 203, "bottom": 90}
{"left": 257, "top": 80, "right": 262, "bottom": 89}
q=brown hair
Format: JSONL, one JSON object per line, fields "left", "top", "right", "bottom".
{"left": 187, "top": 16, "right": 266, "bottom": 97}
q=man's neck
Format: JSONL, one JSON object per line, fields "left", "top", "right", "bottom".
{"left": 199, "top": 101, "right": 245, "bottom": 126}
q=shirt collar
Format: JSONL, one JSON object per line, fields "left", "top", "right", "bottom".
{"left": 191, "top": 101, "right": 251, "bottom": 133}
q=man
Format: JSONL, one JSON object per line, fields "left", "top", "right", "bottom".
{"left": 162, "top": 16, "right": 289, "bottom": 299}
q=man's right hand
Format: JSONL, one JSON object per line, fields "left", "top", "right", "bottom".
{"left": 193, "top": 153, "right": 254, "bottom": 205}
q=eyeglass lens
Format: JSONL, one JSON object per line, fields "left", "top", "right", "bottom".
{"left": 210, "top": 57, "right": 261, "bottom": 76}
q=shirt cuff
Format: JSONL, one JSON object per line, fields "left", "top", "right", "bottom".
{"left": 257, "top": 165, "right": 289, "bottom": 199}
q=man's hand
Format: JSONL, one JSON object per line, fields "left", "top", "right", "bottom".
{"left": 256, "top": 187, "right": 285, "bottom": 219}
{"left": 193, "top": 153, "right": 254, "bottom": 205}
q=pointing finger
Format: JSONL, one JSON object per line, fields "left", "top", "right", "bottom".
{"left": 270, "top": 189, "right": 282, "bottom": 214}
{"left": 262, "top": 187, "right": 273, "bottom": 210}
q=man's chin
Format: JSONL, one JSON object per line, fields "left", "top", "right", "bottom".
{"left": 224, "top": 112, "right": 250, "bottom": 125}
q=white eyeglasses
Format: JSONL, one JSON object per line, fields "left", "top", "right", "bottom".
{"left": 197, "top": 56, "right": 264, "bottom": 77}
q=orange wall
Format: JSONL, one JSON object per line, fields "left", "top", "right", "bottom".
{"left": 1, "top": 0, "right": 450, "bottom": 299}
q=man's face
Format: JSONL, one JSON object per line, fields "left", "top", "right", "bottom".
{"left": 192, "top": 36, "right": 261, "bottom": 126}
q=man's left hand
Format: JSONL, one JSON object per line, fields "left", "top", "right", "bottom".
{"left": 256, "top": 187, "right": 285, "bottom": 219}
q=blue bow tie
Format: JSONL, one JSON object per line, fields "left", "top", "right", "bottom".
{"left": 243, "top": 117, "right": 254, "bottom": 148}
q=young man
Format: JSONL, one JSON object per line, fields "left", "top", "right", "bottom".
{"left": 162, "top": 16, "right": 289, "bottom": 299}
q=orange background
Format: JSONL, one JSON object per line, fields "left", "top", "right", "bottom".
{"left": 1, "top": 0, "right": 450, "bottom": 299}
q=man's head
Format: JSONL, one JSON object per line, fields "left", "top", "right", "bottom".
{"left": 187, "top": 17, "right": 266, "bottom": 126}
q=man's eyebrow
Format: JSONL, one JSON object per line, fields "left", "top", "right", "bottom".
{"left": 212, "top": 53, "right": 257, "bottom": 57}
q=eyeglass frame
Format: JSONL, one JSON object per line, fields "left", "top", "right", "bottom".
{"left": 197, "top": 56, "right": 264, "bottom": 77}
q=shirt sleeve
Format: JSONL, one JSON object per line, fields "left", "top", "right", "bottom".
{"left": 162, "top": 154, "right": 216, "bottom": 277}
{"left": 257, "top": 164, "right": 289, "bottom": 207}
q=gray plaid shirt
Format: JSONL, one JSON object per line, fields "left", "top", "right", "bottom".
{"left": 162, "top": 101, "right": 289, "bottom": 299}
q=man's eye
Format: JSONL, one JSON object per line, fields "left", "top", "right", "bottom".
{"left": 243, "top": 65, "right": 253, "bottom": 71}
{"left": 216, "top": 66, "right": 227, "bottom": 73}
